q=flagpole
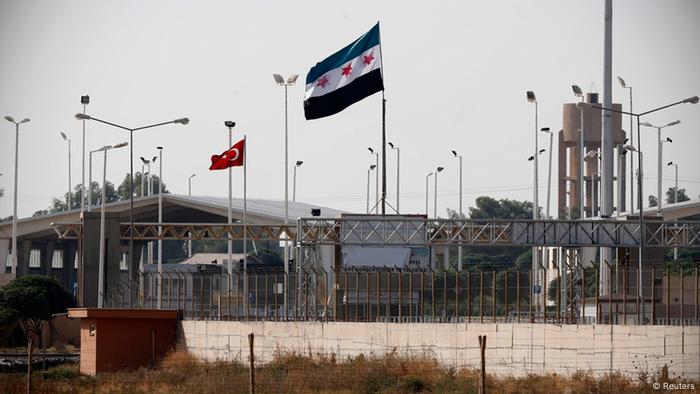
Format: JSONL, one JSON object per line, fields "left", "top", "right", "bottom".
{"left": 243, "top": 134, "right": 248, "bottom": 319}
{"left": 227, "top": 125, "right": 233, "bottom": 277}
{"left": 378, "top": 21, "right": 387, "bottom": 215}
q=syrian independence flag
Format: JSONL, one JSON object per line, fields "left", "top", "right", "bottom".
{"left": 304, "top": 23, "right": 384, "bottom": 120}
{"left": 209, "top": 138, "right": 245, "bottom": 170}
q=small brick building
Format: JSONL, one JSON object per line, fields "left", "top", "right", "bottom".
{"left": 67, "top": 308, "right": 179, "bottom": 375}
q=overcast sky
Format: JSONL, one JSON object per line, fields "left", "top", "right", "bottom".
{"left": 1, "top": 0, "right": 699, "bottom": 220}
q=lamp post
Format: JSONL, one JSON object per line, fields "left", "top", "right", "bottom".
{"left": 368, "top": 147, "right": 379, "bottom": 213}
{"left": 585, "top": 95, "right": 698, "bottom": 324}
{"left": 618, "top": 76, "right": 634, "bottom": 213}
{"left": 668, "top": 161, "right": 679, "bottom": 262}
{"left": 97, "top": 142, "right": 128, "bottom": 308}
{"left": 425, "top": 172, "right": 433, "bottom": 217}
{"left": 293, "top": 161, "right": 303, "bottom": 202}
{"left": 188, "top": 173, "right": 196, "bottom": 258}
{"left": 640, "top": 120, "right": 680, "bottom": 216}
{"left": 622, "top": 144, "right": 644, "bottom": 322}
{"left": 4, "top": 116, "right": 29, "bottom": 276}
{"left": 59, "top": 132, "right": 72, "bottom": 210}
{"left": 367, "top": 164, "right": 377, "bottom": 213}
{"left": 540, "top": 128, "right": 553, "bottom": 219}
{"left": 572, "top": 85, "right": 584, "bottom": 102}
{"left": 140, "top": 155, "right": 157, "bottom": 266}
{"left": 88, "top": 146, "right": 107, "bottom": 211}
{"left": 452, "top": 150, "right": 463, "bottom": 271}
{"left": 434, "top": 166, "right": 444, "bottom": 219}
{"left": 156, "top": 146, "right": 163, "bottom": 308}
{"left": 389, "top": 142, "right": 399, "bottom": 213}
{"left": 75, "top": 113, "right": 189, "bottom": 306}
{"left": 527, "top": 91, "right": 540, "bottom": 304}
{"left": 273, "top": 73, "right": 299, "bottom": 282}
{"left": 80, "top": 95, "right": 89, "bottom": 215}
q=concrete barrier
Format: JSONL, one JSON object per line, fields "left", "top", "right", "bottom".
{"left": 179, "top": 321, "right": 700, "bottom": 379}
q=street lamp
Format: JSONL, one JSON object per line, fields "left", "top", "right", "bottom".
{"left": 527, "top": 91, "right": 540, "bottom": 307}
{"left": 618, "top": 76, "right": 635, "bottom": 213}
{"left": 572, "top": 85, "right": 584, "bottom": 102}
{"left": 366, "top": 164, "right": 377, "bottom": 214}
{"left": 668, "top": 161, "right": 679, "bottom": 262}
{"left": 452, "top": 150, "right": 463, "bottom": 270}
{"left": 140, "top": 155, "right": 157, "bottom": 266}
{"left": 156, "top": 146, "right": 164, "bottom": 308}
{"left": 75, "top": 113, "right": 188, "bottom": 306}
{"left": 389, "top": 142, "right": 400, "bottom": 213}
{"left": 80, "top": 95, "right": 89, "bottom": 216}
{"left": 425, "top": 172, "right": 433, "bottom": 217}
{"left": 188, "top": 173, "right": 196, "bottom": 258}
{"left": 88, "top": 145, "right": 109, "bottom": 211}
{"left": 273, "top": 74, "right": 298, "bottom": 281}
{"left": 97, "top": 141, "right": 129, "bottom": 308}
{"left": 622, "top": 143, "right": 644, "bottom": 322}
{"left": 60, "top": 132, "right": 72, "bottom": 210}
{"left": 434, "top": 166, "right": 444, "bottom": 219}
{"left": 540, "top": 128, "right": 553, "bottom": 219}
{"left": 4, "top": 116, "right": 30, "bottom": 275}
{"left": 293, "top": 161, "right": 303, "bottom": 202}
{"left": 368, "top": 147, "right": 379, "bottom": 213}
{"left": 640, "top": 120, "right": 681, "bottom": 216}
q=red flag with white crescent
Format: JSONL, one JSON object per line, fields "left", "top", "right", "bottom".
{"left": 209, "top": 138, "right": 245, "bottom": 170}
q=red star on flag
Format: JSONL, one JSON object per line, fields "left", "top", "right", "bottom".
{"left": 341, "top": 63, "right": 353, "bottom": 77}
{"left": 317, "top": 75, "right": 329, "bottom": 88}
{"left": 362, "top": 52, "right": 374, "bottom": 65}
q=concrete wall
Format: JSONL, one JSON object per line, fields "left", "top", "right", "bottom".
{"left": 180, "top": 321, "right": 700, "bottom": 379}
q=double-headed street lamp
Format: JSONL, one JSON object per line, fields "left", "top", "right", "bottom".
{"left": 640, "top": 120, "right": 680, "bottom": 215}
{"left": 451, "top": 150, "right": 463, "bottom": 270}
{"left": 584, "top": 95, "right": 698, "bottom": 324}
{"left": 273, "top": 73, "right": 298, "bottom": 280}
{"left": 97, "top": 142, "right": 128, "bottom": 308}
{"left": 140, "top": 155, "right": 157, "bottom": 266}
{"left": 60, "top": 132, "right": 72, "bottom": 210}
{"left": 293, "top": 161, "right": 303, "bottom": 202}
{"left": 4, "top": 116, "right": 30, "bottom": 275}
{"left": 389, "top": 142, "right": 399, "bottom": 213}
{"left": 75, "top": 113, "right": 188, "bottom": 306}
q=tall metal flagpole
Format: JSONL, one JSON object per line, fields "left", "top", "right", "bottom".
{"left": 381, "top": 92, "right": 386, "bottom": 215}
{"left": 227, "top": 125, "right": 233, "bottom": 276}
{"left": 378, "top": 21, "right": 387, "bottom": 215}
{"left": 243, "top": 134, "right": 248, "bottom": 317}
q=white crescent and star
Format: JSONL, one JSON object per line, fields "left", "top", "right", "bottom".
{"left": 223, "top": 148, "right": 240, "bottom": 161}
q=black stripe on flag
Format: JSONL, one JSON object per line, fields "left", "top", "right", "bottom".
{"left": 304, "top": 69, "right": 384, "bottom": 120}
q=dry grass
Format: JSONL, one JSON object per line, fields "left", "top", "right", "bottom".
{"left": 0, "top": 349, "right": 696, "bottom": 393}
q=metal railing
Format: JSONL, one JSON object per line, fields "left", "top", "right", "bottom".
{"left": 102, "top": 265, "right": 700, "bottom": 325}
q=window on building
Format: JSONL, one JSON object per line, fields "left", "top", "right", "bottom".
{"left": 5, "top": 252, "right": 10, "bottom": 268}
{"left": 51, "top": 250, "right": 64, "bottom": 269}
{"left": 74, "top": 251, "right": 80, "bottom": 269}
{"left": 29, "top": 249, "right": 41, "bottom": 268}
{"left": 120, "top": 253, "right": 128, "bottom": 271}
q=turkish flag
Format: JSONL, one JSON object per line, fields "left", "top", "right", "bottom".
{"left": 209, "top": 138, "right": 245, "bottom": 170}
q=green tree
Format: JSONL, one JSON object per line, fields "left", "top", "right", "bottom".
{"left": 117, "top": 172, "right": 168, "bottom": 200}
{"left": 0, "top": 275, "right": 75, "bottom": 392}
{"left": 665, "top": 187, "right": 690, "bottom": 204}
{"left": 648, "top": 195, "right": 657, "bottom": 207}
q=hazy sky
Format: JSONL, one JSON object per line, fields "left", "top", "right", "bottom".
{"left": 1, "top": 0, "right": 699, "bottom": 220}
